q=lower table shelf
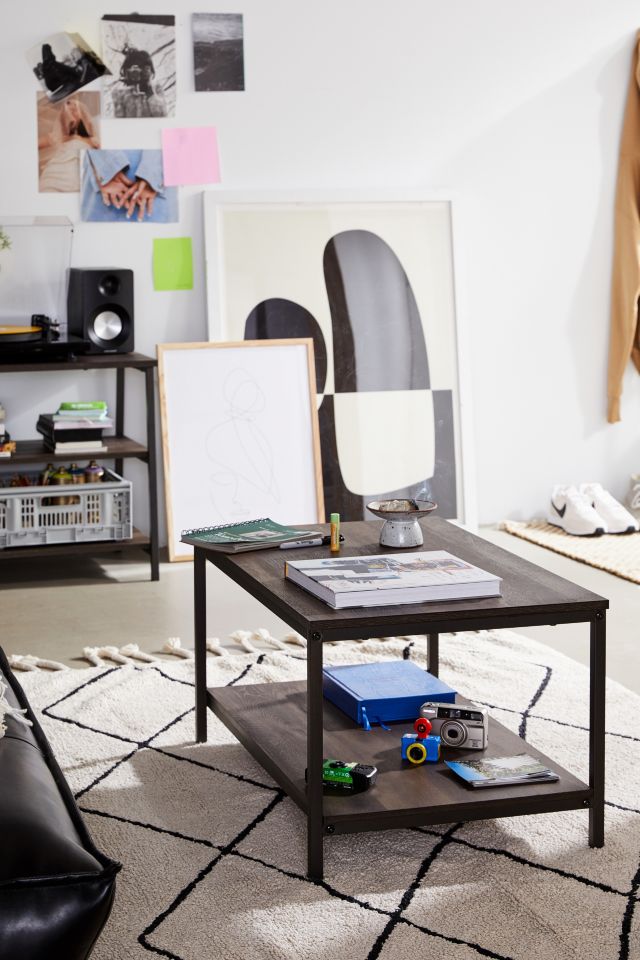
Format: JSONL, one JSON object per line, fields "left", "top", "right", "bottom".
{"left": 209, "top": 680, "right": 591, "bottom": 834}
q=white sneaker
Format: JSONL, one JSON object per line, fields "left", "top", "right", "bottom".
{"left": 547, "top": 485, "right": 607, "bottom": 536}
{"left": 627, "top": 474, "right": 640, "bottom": 521}
{"left": 579, "top": 483, "right": 639, "bottom": 535}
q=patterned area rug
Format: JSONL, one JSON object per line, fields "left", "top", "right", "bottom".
{"left": 503, "top": 520, "right": 640, "bottom": 584}
{"left": 18, "top": 631, "right": 640, "bottom": 960}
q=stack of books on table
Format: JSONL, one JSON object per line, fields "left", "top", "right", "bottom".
{"left": 36, "top": 401, "right": 112, "bottom": 455}
{"left": 283, "top": 550, "right": 502, "bottom": 609}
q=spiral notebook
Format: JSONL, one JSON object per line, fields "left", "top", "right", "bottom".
{"left": 180, "top": 517, "right": 319, "bottom": 553}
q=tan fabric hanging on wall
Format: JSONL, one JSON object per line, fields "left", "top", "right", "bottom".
{"left": 608, "top": 31, "right": 640, "bottom": 423}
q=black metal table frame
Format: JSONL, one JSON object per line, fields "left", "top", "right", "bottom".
{"left": 193, "top": 549, "right": 606, "bottom": 880}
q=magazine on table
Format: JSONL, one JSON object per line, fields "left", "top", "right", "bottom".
{"left": 283, "top": 550, "right": 502, "bottom": 609}
{"left": 180, "top": 517, "right": 319, "bottom": 553}
{"left": 445, "top": 753, "right": 559, "bottom": 788}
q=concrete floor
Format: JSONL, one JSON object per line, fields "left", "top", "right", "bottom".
{"left": 1, "top": 526, "right": 637, "bottom": 693}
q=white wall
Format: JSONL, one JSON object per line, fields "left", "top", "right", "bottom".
{"left": 1, "top": 0, "right": 639, "bottom": 536}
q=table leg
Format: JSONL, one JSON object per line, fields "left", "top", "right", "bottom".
{"left": 307, "top": 634, "right": 324, "bottom": 879}
{"left": 427, "top": 633, "right": 439, "bottom": 676}
{"left": 144, "top": 366, "right": 160, "bottom": 581}
{"left": 194, "top": 548, "right": 208, "bottom": 743}
{"left": 588, "top": 611, "right": 606, "bottom": 847}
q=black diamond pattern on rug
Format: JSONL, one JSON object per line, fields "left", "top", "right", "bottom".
{"left": 17, "top": 632, "right": 640, "bottom": 960}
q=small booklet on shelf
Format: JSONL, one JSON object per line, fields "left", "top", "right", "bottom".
{"left": 445, "top": 753, "right": 559, "bottom": 788}
{"left": 181, "top": 517, "right": 319, "bottom": 553}
{"left": 283, "top": 550, "right": 502, "bottom": 609}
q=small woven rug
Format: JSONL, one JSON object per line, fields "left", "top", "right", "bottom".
{"left": 503, "top": 520, "right": 640, "bottom": 584}
{"left": 17, "top": 629, "right": 640, "bottom": 960}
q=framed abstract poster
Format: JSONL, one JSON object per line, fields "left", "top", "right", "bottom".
{"left": 157, "top": 339, "right": 325, "bottom": 561}
{"left": 203, "top": 192, "right": 475, "bottom": 527}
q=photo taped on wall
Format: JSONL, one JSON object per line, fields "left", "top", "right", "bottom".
{"left": 100, "top": 14, "right": 176, "bottom": 118}
{"left": 80, "top": 149, "right": 178, "bottom": 223}
{"left": 26, "top": 31, "right": 108, "bottom": 103}
{"left": 192, "top": 13, "right": 245, "bottom": 92}
{"left": 37, "top": 91, "right": 101, "bottom": 193}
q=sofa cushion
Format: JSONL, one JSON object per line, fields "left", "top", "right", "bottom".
{"left": 0, "top": 647, "right": 120, "bottom": 960}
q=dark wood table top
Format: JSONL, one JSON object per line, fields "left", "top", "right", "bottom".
{"left": 199, "top": 517, "right": 609, "bottom": 640}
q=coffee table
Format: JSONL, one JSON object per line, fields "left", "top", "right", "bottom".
{"left": 193, "top": 517, "right": 607, "bottom": 879}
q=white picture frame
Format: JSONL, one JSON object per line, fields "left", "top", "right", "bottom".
{"left": 157, "top": 338, "right": 325, "bottom": 561}
{"left": 203, "top": 190, "right": 476, "bottom": 529}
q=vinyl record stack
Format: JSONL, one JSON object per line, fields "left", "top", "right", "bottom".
{"left": 36, "top": 401, "right": 112, "bottom": 455}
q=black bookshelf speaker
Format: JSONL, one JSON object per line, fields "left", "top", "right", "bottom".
{"left": 67, "top": 268, "right": 134, "bottom": 354}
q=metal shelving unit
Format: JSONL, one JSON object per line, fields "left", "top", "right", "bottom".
{"left": 0, "top": 352, "right": 159, "bottom": 580}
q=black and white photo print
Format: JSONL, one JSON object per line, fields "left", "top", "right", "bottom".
{"left": 27, "top": 32, "right": 108, "bottom": 103}
{"left": 100, "top": 14, "right": 176, "bottom": 118}
{"left": 192, "top": 14, "right": 245, "bottom": 92}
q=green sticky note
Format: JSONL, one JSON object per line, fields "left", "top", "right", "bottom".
{"left": 153, "top": 237, "right": 193, "bottom": 291}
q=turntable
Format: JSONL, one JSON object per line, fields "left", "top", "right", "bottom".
{"left": 0, "top": 216, "right": 88, "bottom": 362}
{"left": 0, "top": 314, "right": 89, "bottom": 362}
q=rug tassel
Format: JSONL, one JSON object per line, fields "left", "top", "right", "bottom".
{"left": 163, "top": 638, "right": 193, "bottom": 659}
{"left": 282, "top": 631, "right": 307, "bottom": 648}
{"left": 205, "top": 638, "right": 226, "bottom": 656}
{"left": 229, "top": 629, "right": 259, "bottom": 653}
{"left": 8, "top": 654, "right": 67, "bottom": 671}
{"left": 82, "top": 646, "right": 130, "bottom": 666}
{"left": 119, "top": 643, "right": 159, "bottom": 663}
{"left": 254, "top": 629, "right": 307, "bottom": 654}
{"left": 100, "top": 645, "right": 130, "bottom": 665}
{"left": 82, "top": 646, "right": 103, "bottom": 667}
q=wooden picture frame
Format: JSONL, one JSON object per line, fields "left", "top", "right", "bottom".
{"left": 157, "top": 338, "right": 324, "bottom": 561}
{"left": 203, "top": 190, "right": 476, "bottom": 528}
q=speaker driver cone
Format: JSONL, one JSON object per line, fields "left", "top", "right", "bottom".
{"left": 93, "top": 310, "right": 124, "bottom": 342}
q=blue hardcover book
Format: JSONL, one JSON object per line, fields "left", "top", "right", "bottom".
{"left": 322, "top": 660, "right": 457, "bottom": 730}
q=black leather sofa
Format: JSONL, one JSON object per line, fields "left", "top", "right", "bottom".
{"left": 0, "top": 647, "right": 120, "bottom": 959}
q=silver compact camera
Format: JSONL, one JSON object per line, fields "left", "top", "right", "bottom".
{"left": 420, "top": 701, "right": 488, "bottom": 750}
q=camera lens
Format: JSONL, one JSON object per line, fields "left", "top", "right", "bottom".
{"left": 406, "top": 742, "right": 427, "bottom": 765}
{"left": 441, "top": 720, "right": 467, "bottom": 746}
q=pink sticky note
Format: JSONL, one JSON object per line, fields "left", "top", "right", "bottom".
{"left": 161, "top": 127, "right": 221, "bottom": 186}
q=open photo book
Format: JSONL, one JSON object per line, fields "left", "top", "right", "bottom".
{"left": 284, "top": 550, "right": 502, "bottom": 609}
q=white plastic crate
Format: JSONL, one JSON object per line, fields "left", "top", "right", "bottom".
{"left": 0, "top": 468, "right": 132, "bottom": 548}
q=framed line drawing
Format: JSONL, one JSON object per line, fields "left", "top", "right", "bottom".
{"left": 203, "top": 191, "right": 475, "bottom": 527}
{"left": 157, "top": 338, "right": 325, "bottom": 561}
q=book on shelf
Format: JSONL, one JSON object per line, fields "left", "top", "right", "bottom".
{"left": 444, "top": 753, "right": 559, "bottom": 788}
{"left": 323, "top": 660, "right": 457, "bottom": 729}
{"left": 57, "top": 401, "right": 108, "bottom": 415}
{"left": 180, "top": 517, "right": 320, "bottom": 553}
{"left": 44, "top": 440, "right": 108, "bottom": 453}
{"left": 283, "top": 550, "right": 502, "bottom": 609}
{"left": 37, "top": 414, "right": 112, "bottom": 444}
{"left": 38, "top": 413, "right": 113, "bottom": 430}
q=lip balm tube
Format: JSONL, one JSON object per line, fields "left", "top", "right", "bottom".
{"left": 330, "top": 512, "right": 341, "bottom": 554}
